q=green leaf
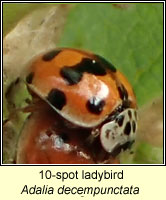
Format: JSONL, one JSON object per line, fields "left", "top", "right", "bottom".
{"left": 133, "top": 142, "right": 163, "bottom": 164}
{"left": 58, "top": 3, "right": 163, "bottom": 107}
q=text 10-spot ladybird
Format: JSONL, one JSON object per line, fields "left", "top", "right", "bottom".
{"left": 22, "top": 48, "right": 137, "bottom": 161}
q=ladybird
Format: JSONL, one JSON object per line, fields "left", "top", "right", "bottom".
{"left": 17, "top": 103, "right": 119, "bottom": 164}
{"left": 23, "top": 48, "right": 137, "bottom": 155}
{"left": 17, "top": 104, "right": 94, "bottom": 164}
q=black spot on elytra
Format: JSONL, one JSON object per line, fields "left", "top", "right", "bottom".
{"left": 86, "top": 96, "right": 105, "bottom": 115}
{"left": 95, "top": 54, "right": 117, "bottom": 72}
{"left": 128, "top": 110, "right": 132, "bottom": 119}
{"left": 124, "top": 122, "right": 131, "bottom": 135}
{"left": 60, "top": 67, "right": 82, "bottom": 85}
{"left": 42, "top": 49, "right": 61, "bottom": 61}
{"left": 118, "top": 84, "right": 128, "bottom": 100}
{"left": 116, "top": 115, "right": 124, "bottom": 127}
{"left": 132, "top": 121, "right": 136, "bottom": 133}
{"left": 26, "top": 72, "right": 34, "bottom": 84}
{"left": 47, "top": 89, "right": 66, "bottom": 110}
{"left": 60, "top": 58, "right": 106, "bottom": 85}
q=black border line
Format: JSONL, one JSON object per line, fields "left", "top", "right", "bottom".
{"left": 1, "top": 1, "right": 166, "bottom": 3}
{"left": 1, "top": 1, "right": 165, "bottom": 166}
